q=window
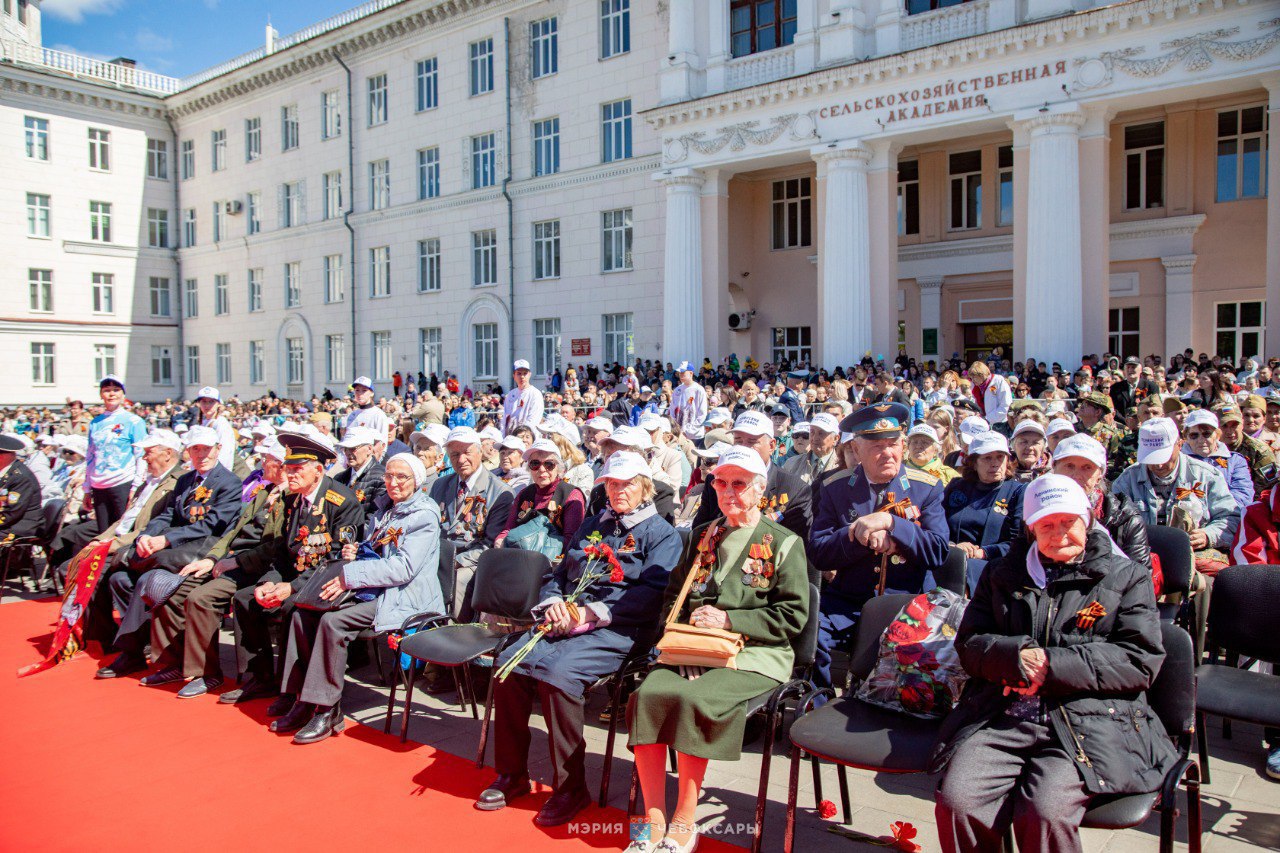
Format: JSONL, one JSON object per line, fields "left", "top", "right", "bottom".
{"left": 147, "top": 208, "right": 169, "bottom": 248}
{"left": 531, "top": 17, "right": 558, "bottom": 79}
{"left": 473, "top": 322, "right": 498, "bottom": 379}
{"left": 533, "top": 117, "right": 560, "bottom": 177}
{"left": 216, "top": 343, "right": 232, "bottom": 384}
{"left": 533, "top": 318, "right": 561, "bottom": 376}
{"left": 472, "top": 229, "right": 498, "bottom": 287}
{"left": 471, "top": 133, "right": 496, "bottom": 189}
{"left": 282, "top": 182, "right": 301, "bottom": 227}
{"left": 151, "top": 346, "right": 173, "bottom": 386}
{"left": 417, "top": 148, "right": 440, "bottom": 199}
{"left": 370, "top": 246, "right": 391, "bottom": 297}
{"left": 603, "top": 312, "right": 633, "bottom": 364}
{"left": 415, "top": 58, "right": 438, "bottom": 111}
{"left": 182, "top": 208, "right": 197, "bottom": 247}
{"left": 24, "top": 116, "right": 48, "bottom": 160}
{"left": 247, "top": 268, "right": 263, "bottom": 312}
{"left": 1215, "top": 301, "right": 1265, "bottom": 364}
{"left": 997, "top": 145, "right": 1014, "bottom": 227}
{"left": 245, "top": 116, "right": 261, "bottom": 162}
{"left": 771, "top": 326, "right": 812, "bottom": 365}
{"left": 907, "top": 0, "right": 973, "bottom": 11}
{"left": 1216, "top": 106, "right": 1268, "bottom": 203}
{"left": 469, "top": 38, "right": 494, "bottom": 96}
{"left": 601, "top": 99, "right": 632, "bottom": 163}
{"left": 281, "top": 104, "right": 299, "bottom": 151}
{"left": 418, "top": 239, "right": 441, "bottom": 292}
{"left": 371, "top": 331, "right": 393, "bottom": 381}
{"left": 533, "top": 220, "right": 560, "bottom": 280}
{"left": 250, "top": 340, "right": 264, "bottom": 384}
{"left": 730, "top": 0, "right": 797, "bottom": 58}
{"left": 323, "top": 172, "right": 343, "bottom": 219}
{"left": 286, "top": 338, "right": 304, "bottom": 385}
{"left": 31, "top": 343, "right": 55, "bottom": 385}
{"left": 212, "top": 201, "right": 226, "bottom": 242}
{"left": 181, "top": 139, "right": 195, "bottom": 179}
{"left": 211, "top": 129, "right": 226, "bottom": 171}
{"left": 184, "top": 278, "right": 198, "bottom": 318}
{"left": 26, "top": 193, "right": 50, "bottom": 237}
{"left": 601, "top": 0, "right": 630, "bottom": 59}
{"left": 324, "top": 254, "right": 344, "bottom": 303}
{"left": 88, "top": 127, "right": 110, "bottom": 170}
{"left": 1108, "top": 307, "right": 1140, "bottom": 360}
{"left": 1124, "top": 122, "right": 1164, "bottom": 210}
{"left": 28, "top": 269, "right": 52, "bottom": 313}
{"left": 149, "top": 276, "right": 171, "bottom": 317}
{"left": 367, "top": 73, "right": 388, "bottom": 126}
{"left": 91, "top": 273, "right": 114, "bottom": 314}
{"left": 897, "top": 159, "right": 920, "bottom": 236}
{"left": 602, "top": 208, "right": 633, "bottom": 272}
{"left": 146, "top": 138, "right": 167, "bottom": 177}
{"left": 420, "top": 328, "right": 443, "bottom": 377}
{"left": 285, "top": 261, "right": 301, "bottom": 307}
{"left": 89, "top": 201, "right": 112, "bottom": 242}
{"left": 326, "top": 334, "right": 345, "bottom": 382}
{"left": 247, "top": 191, "right": 261, "bottom": 234}
{"left": 369, "top": 159, "right": 391, "bottom": 210}
{"left": 214, "top": 274, "right": 229, "bottom": 315}
{"left": 771, "top": 177, "right": 812, "bottom": 249}
{"left": 949, "top": 150, "right": 982, "bottom": 230}
{"left": 94, "top": 344, "right": 117, "bottom": 384}
{"left": 322, "top": 90, "right": 342, "bottom": 139}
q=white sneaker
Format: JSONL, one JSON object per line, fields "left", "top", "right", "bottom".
{"left": 655, "top": 830, "right": 699, "bottom": 853}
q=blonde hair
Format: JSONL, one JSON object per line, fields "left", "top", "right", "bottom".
{"left": 967, "top": 362, "right": 991, "bottom": 382}
{"left": 549, "top": 432, "right": 586, "bottom": 468}
{"left": 927, "top": 409, "right": 961, "bottom": 458}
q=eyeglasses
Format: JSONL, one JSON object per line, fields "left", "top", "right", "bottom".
{"left": 385, "top": 473, "right": 416, "bottom": 485}
{"left": 526, "top": 459, "right": 559, "bottom": 471}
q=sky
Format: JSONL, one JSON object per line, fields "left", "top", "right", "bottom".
{"left": 41, "top": 0, "right": 370, "bottom": 79}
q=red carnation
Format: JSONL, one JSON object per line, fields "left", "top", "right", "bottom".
{"left": 818, "top": 799, "right": 838, "bottom": 820}
{"left": 888, "top": 821, "right": 922, "bottom": 852}
{"left": 610, "top": 564, "right": 625, "bottom": 583}
{"left": 387, "top": 634, "right": 401, "bottom": 651}
{"left": 898, "top": 681, "right": 936, "bottom": 714}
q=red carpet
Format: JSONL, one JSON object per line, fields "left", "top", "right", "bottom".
{"left": 0, "top": 598, "right": 740, "bottom": 853}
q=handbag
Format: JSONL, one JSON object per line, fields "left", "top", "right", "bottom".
{"left": 293, "top": 559, "right": 356, "bottom": 612}
{"left": 504, "top": 512, "right": 565, "bottom": 561}
{"left": 654, "top": 540, "right": 745, "bottom": 669}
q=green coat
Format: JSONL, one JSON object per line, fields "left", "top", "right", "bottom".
{"left": 205, "top": 483, "right": 284, "bottom": 562}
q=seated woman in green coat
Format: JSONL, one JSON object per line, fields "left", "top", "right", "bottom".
{"left": 626, "top": 446, "right": 809, "bottom": 853}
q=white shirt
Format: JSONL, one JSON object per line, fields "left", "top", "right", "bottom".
{"left": 345, "top": 405, "right": 391, "bottom": 437}
{"left": 981, "top": 374, "right": 1013, "bottom": 426}
{"left": 503, "top": 384, "right": 545, "bottom": 434}
{"left": 669, "top": 382, "right": 708, "bottom": 440}
{"left": 202, "top": 415, "right": 237, "bottom": 472}
{"left": 115, "top": 464, "right": 177, "bottom": 535}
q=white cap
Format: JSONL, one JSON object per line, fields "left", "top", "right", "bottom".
{"left": 1137, "top": 417, "right": 1179, "bottom": 466}
{"left": 958, "top": 417, "right": 991, "bottom": 445}
{"left": 791, "top": 421, "right": 811, "bottom": 435}
{"left": 703, "top": 408, "right": 732, "bottom": 427}
{"left": 907, "top": 423, "right": 940, "bottom": 444}
{"left": 338, "top": 426, "right": 378, "bottom": 448}
{"left": 251, "top": 422, "right": 276, "bottom": 438}
{"left": 1046, "top": 418, "right": 1076, "bottom": 437}
{"left": 732, "top": 410, "right": 774, "bottom": 438}
{"left": 37, "top": 435, "right": 60, "bottom": 447}
{"left": 1183, "top": 409, "right": 1219, "bottom": 431}
{"left": 61, "top": 435, "right": 88, "bottom": 456}
{"left": 195, "top": 386, "right": 221, "bottom": 402}
{"left": 445, "top": 426, "right": 482, "bottom": 447}
{"left": 585, "top": 416, "right": 614, "bottom": 434}
{"left": 238, "top": 427, "right": 254, "bottom": 439}
{"left": 1024, "top": 473, "right": 1092, "bottom": 527}
{"left": 676, "top": 360, "right": 693, "bottom": 373}
{"left": 498, "top": 435, "right": 527, "bottom": 452}
{"left": 809, "top": 413, "right": 840, "bottom": 435}
{"left": 523, "top": 438, "right": 561, "bottom": 460}
{"left": 596, "top": 450, "right": 651, "bottom": 483}
{"left": 353, "top": 376, "right": 374, "bottom": 390}
{"left": 692, "top": 440, "right": 733, "bottom": 460}
{"left": 135, "top": 429, "right": 183, "bottom": 452}
{"left": 174, "top": 423, "right": 190, "bottom": 434}
{"left": 255, "top": 438, "right": 286, "bottom": 462}
{"left": 1045, "top": 400, "right": 1068, "bottom": 417}
{"left": 410, "top": 424, "right": 451, "bottom": 448}
{"left": 711, "top": 446, "right": 769, "bottom": 479}
{"left": 1052, "top": 433, "right": 1107, "bottom": 471}
{"left": 639, "top": 385, "right": 653, "bottom": 394}
{"left": 479, "top": 425, "right": 503, "bottom": 443}
{"left": 1012, "top": 419, "right": 1047, "bottom": 439}
{"left": 184, "top": 425, "right": 220, "bottom": 447}
{"left": 968, "top": 431, "right": 1010, "bottom": 458}
{"left": 605, "top": 425, "right": 653, "bottom": 451}
{"left": 4, "top": 432, "right": 34, "bottom": 453}
{"left": 638, "top": 413, "right": 671, "bottom": 433}
{"left": 513, "top": 359, "right": 531, "bottom": 371}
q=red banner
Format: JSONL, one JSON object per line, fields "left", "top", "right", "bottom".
{"left": 571, "top": 338, "right": 591, "bottom": 357}
{"left": 18, "top": 539, "right": 112, "bottom": 677}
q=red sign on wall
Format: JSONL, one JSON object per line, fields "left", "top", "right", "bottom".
{"left": 571, "top": 338, "right": 591, "bottom": 357}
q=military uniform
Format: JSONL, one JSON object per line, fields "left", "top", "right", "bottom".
{"left": 428, "top": 465, "right": 514, "bottom": 619}
{"left": 0, "top": 456, "right": 42, "bottom": 542}
{"left": 692, "top": 462, "right": 812, "bottom": 539}
{"left": 1080, "top": 392, "right": 1129, "bottom": 478}
{"left": 1225, "top": 432, "right": 1278, "bottom": 494}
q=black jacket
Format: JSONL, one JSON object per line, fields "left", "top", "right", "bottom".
{"left": 142, "top": 463, "right": 243, "bottom": 549}
{"left": 1098, "top": 490, "right": 1150, "bottom": 568}
{"left": 929, "top": 528, "right": 1176, "bottom": 795}
{"left": 692, "top": 463, "right": 812, "bottom": 539}
{"left": 335, "top": 457, "right": 386, "bottom": 509}
{"left": 0, "top": 460, "right": 42, "bottom": 540}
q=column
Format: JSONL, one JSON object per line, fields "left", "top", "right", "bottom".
{"left": 918, "top": 276, "right": 945, "bottom": 359}
{"left": 813, "top": 141, "right": 873, "bottom": 368}
{"left": 704, "top": 2, "right": 730, "bottom": 94}
{"left": 656, "top": 168, "right": 706, "bottom": 363}
{"left": 1163, "top": 255, "right": 1197, "bottom": 357}
{"left": 1015, "top": 105, "right": 1087, "bottom": 368}
{"left": 872, "top": 0, "right": 903, "bottom": 57}
{"left": 701, "top": 170, "right": 732, "bottom": 364}
{"left": 868, "top": 140, "right": 903, "bottom": 359}
{"left": 1264, "top": 76, "right": 1280, "bottom": 357}
{"left": 661, "top": 0, "right": 699, "bottom": 103}
{"left": 1078, "top": 106, "right": 1113, "bottom": 358}
{"left": 792, "top": 0, "right": 818, "bottom": 75}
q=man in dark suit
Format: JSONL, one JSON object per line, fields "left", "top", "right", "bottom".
{"left": 334, "top": 426, "right": 386, "bottom": 510}
{"left": 0, "top": 434, "right": 42, "bottom": 543}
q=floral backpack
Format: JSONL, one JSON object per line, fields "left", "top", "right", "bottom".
{"left": 855, "top": 588, "right": 969, "bottom": 719}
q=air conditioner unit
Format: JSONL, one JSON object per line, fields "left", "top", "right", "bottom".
{"left": 225, "top": 199, "right": 244, "bottom": 215}
{"left": 728, "top": 311, "right": 754, "bottom": 331}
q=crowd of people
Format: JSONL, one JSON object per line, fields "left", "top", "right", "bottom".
{"left": 2, "top": 345, "right": 1278, "bottom": 853}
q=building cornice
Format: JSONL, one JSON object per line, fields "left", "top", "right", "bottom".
{"left": 1109, "top": 213, "right": 1207, "bottom": 241}
{"left": 0, "top": 70, "right": 169, "bottom": 120}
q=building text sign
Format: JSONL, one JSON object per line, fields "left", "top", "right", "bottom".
{"left": 571, "top": 338, "right": 591, "bottom": 357}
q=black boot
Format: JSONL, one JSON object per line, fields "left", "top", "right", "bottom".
{"left": 269, "top": 700, "right": 313, "bottom": 733}
{"left": 292, "top": 703, "right": 345, "bottom": 745}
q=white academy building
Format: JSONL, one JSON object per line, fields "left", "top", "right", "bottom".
{"left": 2, "top": 0, "right": 1277, "bottom": 405}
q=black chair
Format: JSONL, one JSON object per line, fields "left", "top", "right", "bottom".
{"left": 934, "top": 545, "right": 967, "bottom": 596}
{"left": 1193, "top": 564, "right": 1280, "bottom": 785}
{"left": 1146, "top": 524, "right": 1192, "bottom": 623}
{"left": 0, "top": 498, "right": 66, "bottom": 593}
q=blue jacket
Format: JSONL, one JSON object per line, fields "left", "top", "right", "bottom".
{"left": 942, "top": 477, "right": 1025, "bottom": 561}
{"left": 449, "top": 407, "right": 476, "bottom": 428}
{"left": 1188, "top": 446, "right": 1254, "bottom": 513}
{"left": 143, "top": 463, "right": 243, "bottom": 548}
{"left": 342, "top": 490, "right": 444, "bottom": 632}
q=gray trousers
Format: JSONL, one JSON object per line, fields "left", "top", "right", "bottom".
{"left": 280, "top": 600, "right": 377, "bottom": 707}
{"left": 936, "top": 716, "right": 1090, "bottom": 853}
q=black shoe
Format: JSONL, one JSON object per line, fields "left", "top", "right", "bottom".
{"left": 534, "top": 787, "right": 591, "bottom": 827}
{"left": 426, "top": 676, "right": 456, "bottom": 695}
{"left": 95, "top": 653, "right": 145, "bottom": 679}
{"left": 474, "top": 774, "right": 532, "bottom": 811}
{"left": 218, "top": 675, "right": 279, "bottom": 705}
{"left": 268, "top": 700, "right": 312, "bottom": 733}
{"left": 139, "top": 666, "right": 184, "bottom": 687}
{"left": 292, "top": 704, "right": 345, "bottom": 745}
{"left": 265, "top": 692, "right": 296, "bottom": 718}
{"left": 177, "top": 676, "right": 223, "bottom": 699}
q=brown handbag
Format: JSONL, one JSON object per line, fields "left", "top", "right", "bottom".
{"left": 654, "top": 535, "right": 746, "bottom": 669}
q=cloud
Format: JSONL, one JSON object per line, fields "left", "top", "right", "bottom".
{"left": 41, "top": 0, "right": 123, "bottom": 23}
{"left": 135, "top": 28, "right": 173, "bottom": 53}
{"left": 48, "top": 42, "right": 115, "bottom": 62}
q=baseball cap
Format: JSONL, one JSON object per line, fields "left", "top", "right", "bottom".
{"left": 692, "top": 441, "right": 732, "bottom": 460}
{"left": 523, "top": 438, "right": 561, "bottom": 460}
{"left": 640, "top": 385, "right": 653, "bottom": 395}
{"left": 957, "top": 417, "right": 991, "bottom": 445}
{"left": 445, "top": 427, "right": 482, "bottom": 447}
{"left": 1183, "top": 409, "right": 1219, "bottom": 432}
{"left": 584, "top": 416, "right": 614, "bottom": 434}
{"left": 712, "top": 446, "right": 768, "bottom": 479}
{"left": 1052, "top": 434, "right": 1107, "bottom": 470}
{"left": 135, "top": 430, "right": 183, "bottom": 452}
{"left": 968, "top": 431, "right": 1010, "bottom": 457}
{"left": 338, "top": 426, "right": 378, "bottom": 448}
{"left": 195, "top": 386, "right": 221, "bottom": 403}
{"left": 907, "top": 423, "right": 939, "bottom": 444}
{"left": 184, "top": 425, "right": 220, "bottom": 447}
{"left": 1024, "top": 474, "right": 1092, "bottom": 527}
{"left": 732, "top": 410, "right": 774, "bottom": 438}
{"left": 605, "top": 426, "right": 653, "bottom": 451}
{"left": 791, "top": 421, "right": 811, "bottom": 435}
{"left": 99, "top": 374, "right": 126, "bottom": 392}
{"left": 498, "top": 435, "right": 527, "bottom": 452}
{"left": 1012, "top": 420, "right": 1047, "bottom": 440}
{"left": 676, "top": 360, "right": 693, "bottom": 373}
{"left": 410, "top": 424, "right": 451, "bottom": 448}
{"left": 809, "top": 413, "right": 840, "bottom": 435}
{"left": 638, "top": 414, "right": 672, "bottom": 433}
{"left": 1136, "top": 418, "right": 1179, "bottom": 466}
{"left": 255, "top": 438, "right": 286, "bottom": 462}
{"left": 353, "top": 376, "right": 374, "bottom": 390}
{"left": 479, "top": 425, "right": 503, "bottom": 443}
{"left": 251, "top": 422, "right": 277, "bottom": 438}
{"left": 1046, "top": 418, "right": 1076, "bottom": 437}
{"left": 596, "top": 451, "right": 650, "bottom": 483}
{"left": 60, "top": 435, "right": 88, "bottom": 456}
{"left": 1213, "top": 405, "right": 1243, "bottom": 425}
{"left": 513, "top": 359, "right": 531, "bottom": 371}
{"left": 703, "top": 408, "right": 732, "bottom": 427}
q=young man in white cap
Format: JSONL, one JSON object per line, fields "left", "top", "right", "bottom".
{"left": 783, "top": 412, "right": 841, "bottom": 485}
{"left": 667, "top": 361, "right": 708, "bottom": 441}
{"left": 193, "top": 386, "right": 237, "bottom": 472}
{"left": 503, "top": 359, "right": 545, "bottom": 434}
{"left": 344, "top": 376, "right": 392, "bottom": 437}
{"left": 84, "top": 374, "right": 148, "bottom": 532}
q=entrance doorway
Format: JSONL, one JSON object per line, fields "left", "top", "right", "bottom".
{"left": 963, "top": 322, "right": 1013, "bottom": 364}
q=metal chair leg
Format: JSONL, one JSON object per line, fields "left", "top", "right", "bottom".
{"left": 810, "top": 753, "right": 823, "bottom": 809}
{"left": 628, "top": 764, "right": 640, "bottom": 817}
{"left": 369, "top": 638, "right": 387, "bottom": 686}
{"left": 384, "top": 659, "right": 406, "bottom": 735}
{"left": 836, "top": 763, "right": 852, "bottom": 824}
{"left": 476, "top": 665, "right": 498, "bottom": 768}
{"left": 1195, "top": 710, "right": 1211, "bottom": 785}
{"left": 751, "top": 709, "right": 779, "bottom": 853}
{"left": 1187, "top": 767, "right": 1203, "bottom": 853}
{"left": 784, "top": 744, "right": 802, "bottom": 853}
{"left": 399, "top": 663, "right": 418, "bottom": 744}
{"left": 462, "top": 666, "right": 480, "bottom": 720}
{"left": 600, "top": 675, "right": 624, "bottom": 807}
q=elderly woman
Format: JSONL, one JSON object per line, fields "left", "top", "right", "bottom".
{"left": 906, "top": 423, "right": 959, "bottom": 485}
{"left": 409, "top": 424, "right": 450, "bottom": 493}
{"left": 942, "top": 431, "right": 1025, "bottom": 593}
{"left": 495, "top": 435, "right": 531, "bottom": 491}
{"left": 495, "top": 438, "right": 586, "bottom": 554}
{"left": 627, "top": 446, "right": 809, "bottom": 853}
{"left": 1051, "top": 434, "right": 1151, "bottom": 572}
{"left": 477, "top": 452, "right": 682, "bottom": 826}
{"left": 547, "top": 431, "right": 595, "bottom": 494}
{"left": 931, "top": 474, "right": 1174, "bottom": 853}
{"left": 1010, "top": 419, "right": 1051, "bottom": 483}
{"left": 270, "top": 453, "right": 442, "bottom": 745}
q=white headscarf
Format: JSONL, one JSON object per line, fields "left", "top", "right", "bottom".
{"left": 388, "top": 452, "right": 428, "bottom": 489}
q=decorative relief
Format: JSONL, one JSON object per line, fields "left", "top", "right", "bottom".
{"left": 663, "top": 112, "right": 818, "bottom": 163}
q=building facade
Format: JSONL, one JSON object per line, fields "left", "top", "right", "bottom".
{"left": 1, "top": 0, "right": 1276, "bottom": 405}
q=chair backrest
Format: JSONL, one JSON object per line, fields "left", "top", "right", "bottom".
{"left": 933, "top": 546, "right": 967, "bottom": 596}
{"left": 436, "top": 537, "right": 457, "bottom": 612}
{"left": 470, "top": 548, "right": 550, "bottom": 618}
{"left": 793, "top": 583, "right": 821, "bottom": 669}
{"left": 1147, "top": 621, "right": 1195, "bottom": 740}
{"left": 1206, "top": 564, "right": 1280, "bottom": 665}
{"left": 1145, "top": 524, "right": 1192, "bottom": 597}
{"left": 40, "top": 499, "right": 66, "bottom": 541}
{"left": 847, "top": 593, "right": 916, "bottom": 684}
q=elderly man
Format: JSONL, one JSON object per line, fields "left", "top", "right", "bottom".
{"left": 1076, "top": 390, "right": 1128, "bottom": 478}
{"left": 409, "top": 423, "right": 450, "bottom": 494}
{"left": 582, "top": 415, "right": 614, "bottom": 476}
{"left": 334, "top": 426, "right": 386, "bottom": 509}
{"left": 0, "top": 434, "right": 42, "bottom": 544}
{"left": 585, "top": 426, "right": 677, "bottom": 522}
{"left": 638, "top": 414, "right": 683, "bottom": 495}
{"left": 344, "top": 376, "right": 391, "bottom": 437}
{"left": 503, "top": 359, "right": 545, "bottom": 434}
{"left": 783, "top": 412, "right": 841, "bottom": 486}
{"left": 428, "top": 426, "right": 514, "bottom": 619}
{"left": 808, "top": 402, "right": 950, "bottom": 690}
{"left": 668, "top": 361, "right": 708, "bottom": 441}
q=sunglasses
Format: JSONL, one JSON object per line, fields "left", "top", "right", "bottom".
{"left": 1184, "top": 429, "right": 1216, "bottom": 439}
{"left": 526, "top": 459, "right": 558, "bottom": 471}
